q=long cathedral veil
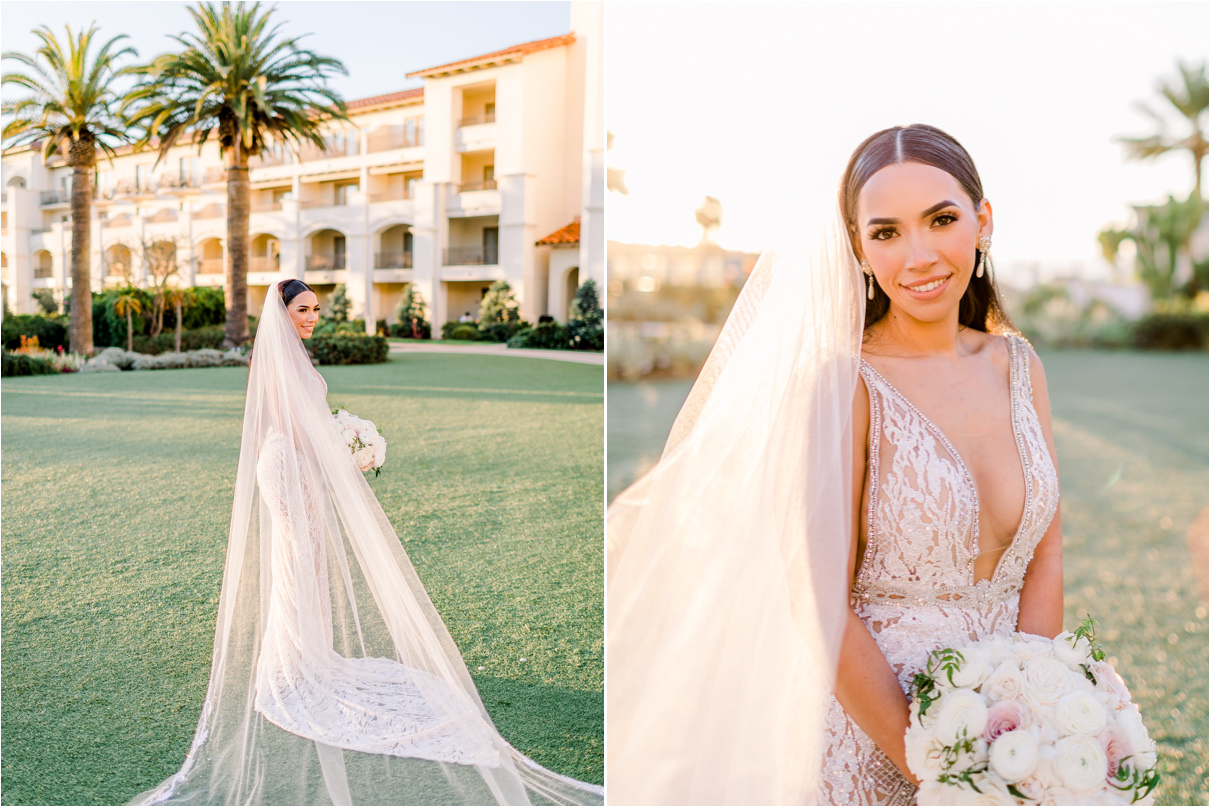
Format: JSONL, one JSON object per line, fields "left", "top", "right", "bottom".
{"left": 133, "top": 288, "right": 603, "bottom": 805}
{"left": 606, "top": 205, "right": 864, "bottom": 804}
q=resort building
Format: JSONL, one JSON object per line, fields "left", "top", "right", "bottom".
{"left": 0, "top": 3, "right": 604, "bottom": 331}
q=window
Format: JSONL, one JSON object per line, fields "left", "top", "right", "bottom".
{"left": 483, "top": 165, "right": 495, "bottom": 183}
{"left": 483, "top": 227, "right": 499, "bottom": 265}
{"left": 272, "top": 188, "right": 288, "bottom": 204}
{"left": 334, "top": 235, "right": 346, "bottom": 269}
{"left": 179, "top": 157, "right": 200, "bottom": 186}
{"left": 135, "top": 165, "right": 149, "bottom": 192}
{"left": 335, "top": 181, "right": 359, "bottom": 206}
{"left": 485, "top": 102, "right": 496, "bottom": 122}
{"left": 405, "top": 172, "right": 421, "bottom": 199}
{"left": 404, "top": 117, "right": 423, "bottom": 148}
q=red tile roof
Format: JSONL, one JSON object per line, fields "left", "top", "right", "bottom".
{"left": 408, "top": 33, "right": 575, "bottom": 78}
{"left": 346, "top": 87, "right": 423, "bottom": 111}
{"left": 536, "top": 219, "right": 580, "bottom": 246}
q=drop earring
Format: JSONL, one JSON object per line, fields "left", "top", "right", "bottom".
{"left": 976, "top": 235, "right": 992, "bottom": 279}
{"left": 861, "top": 260, "right": 874, "bottom": 300}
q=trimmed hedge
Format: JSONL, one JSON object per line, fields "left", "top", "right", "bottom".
{"left": 442, "top": 320, "right": 477, "bottom": 340}
{"left": 390, "top": 320, "right": 432, "bottom": 339}
{"left": 1132, "top": 310, "right": 1209, "bottom": 350}
{"left": 508, "top": 322, "right": 570, "bottom": 350}
{"left": 479, "top": 320, "right": 531, "bottom": 343}
{"left": 307, "top": 335, "right": 389, "bottom": 365}
{"left": 2, "top": 314, "right": 69, "bottom": 352}
{"left": 130, "top": 326, "right": 227, "bottom": 355}
{"left": 2, "top": 350, "right": 56, "bottom": 377}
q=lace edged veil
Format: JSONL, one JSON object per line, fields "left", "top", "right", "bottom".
{"left": 606, "top": 205, "right": 865, "bottom": 804}
{"left": 133, "top": 288, "right": 603, "bottom": 805}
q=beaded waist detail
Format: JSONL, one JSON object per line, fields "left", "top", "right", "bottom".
{"left": 852, "top": 578, "right": 1019, "bottom": 608}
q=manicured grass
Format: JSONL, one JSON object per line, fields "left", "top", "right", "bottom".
{"left": 608, "top": 349, "right": 1208, "bottom": 806}
{"left": 1, "top": 353, "right": 604, "bottom": 805}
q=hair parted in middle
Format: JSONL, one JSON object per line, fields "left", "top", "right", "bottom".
{"left": 839, "top": 124, "right": 1016, "bottom": 335}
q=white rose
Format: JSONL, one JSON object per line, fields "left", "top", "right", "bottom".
{"left": 1022, "top": 658, "right": 1078, "bottom": 708}
{"left": 373, "top": 441, "right": 386, "bottom": 468}
{"left": 988, "top": 730, "right": 1040, "bottom": 782}
{"left": 1052, "top": 632, "right": 1095, "bottom": 671}
{"left": 904, "top": 727, "right": 946, "bottom": 782}
{"left": 1055, "top": 691, "right": 1107, "bottom": 736}
{"left": 933, "top": 689, "right": 989, "bottom": 743}
{"left": 984, "top": 661, "right": 1027, "bottom": 702}
{"left": 967, "top": 772, "right": 1016, "bottom": 805}
{"left": 341, "top": 427, "right": 358, "bottom": 445}
{"left": 1090, "top": 661, "right": 1133, "bottom": 708}
{"left": 951, "top": 647, "right": 992, "bottom": 689}
{"left": 354, "top": 446, "right": 376, "bottom": 470}
{"left": 1052, "top": 735, "right": 1109, "bottom": 793}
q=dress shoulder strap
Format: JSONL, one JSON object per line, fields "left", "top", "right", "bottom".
{"left": 1005, "top": 333, "right": 1035, "bottom": 404}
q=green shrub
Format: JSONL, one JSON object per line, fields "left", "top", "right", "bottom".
{"left": 566, "top": 318, "right": 604, "bottom": 351}
{"left": 391, "top": 320, "right": 432, "bottom": 339}
{"left": 307, "top": 335, "right": 389, "bottom": 365}
{"left": 442, "top": 320, "right": 476, "bottom": 339}
{"left": 179, "top": 287, "right": 227, "bottom": 330}
{"left": 32, "top": 289, "right": 59, "bottom": 315}
{"left": 1132, "top": 310, "right": 1209, "bottom": 350}
{"left": 2, "top": 314, "right": 69, "bottom": 352}
{"left": 130, "top": 326, "right": 227, "bottom": 355}
{"left": 509, "top": 321, "right": 571, "bottom": 350}
{"left": 313, "top": 317, "right": 366, "bottom": 337}
{"left": 448, "top": 324, "right": 481, "bottom": 341}
{"left": 2, "top": 350, "right": 56, "bottom": 377}
{"left": 478, "top": 320, "right": 530, "bottom": 343}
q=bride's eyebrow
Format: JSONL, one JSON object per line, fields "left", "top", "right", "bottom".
{"left": 866, "top": 199, "right": 960, "bottom": 226}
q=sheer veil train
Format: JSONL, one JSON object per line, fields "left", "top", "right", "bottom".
{"left": 606, "top": 204, "right": 865, "bottom": 804}
{"left": 133, "top": 288, "right": 603, "bottom": 805}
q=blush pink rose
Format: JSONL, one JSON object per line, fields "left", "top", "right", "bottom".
{"left": 1100, "top": 725, "right": 1132, "bottom": 779}
{"left": 982, "top": 699, "right": 1029, "bottom": 742}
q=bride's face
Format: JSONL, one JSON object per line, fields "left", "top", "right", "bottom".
{"left": 855, "top": 162, "right": 992, "bottom": 325}
{"left": 287, "top": 291, "right": 321, "bottom": 339}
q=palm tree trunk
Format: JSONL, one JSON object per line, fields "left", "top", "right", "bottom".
{"left": 68, "top": 136, "right": 96, "bottom": 355}
{"left": 126, "top": 310, "right": 133, "bottom": 352}
{"left": 224, "top": 146, "right": 251, "bottom": 347}
{"left": 175, "top": 299, "right": 183, "bottom": 353}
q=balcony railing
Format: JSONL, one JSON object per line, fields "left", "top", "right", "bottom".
{"left": 148, "top": 209, "right": 178, "bottom": 223}
{"left": 105, "top": 261, "right": 131, "bottom": 278}
{"left": 308, "top": 254, "right": 347, "bottom": 271}
{"left": 159, "top": 174, "right": 201, "bottom": 190}
{"left": 457, "top": 180, "right": 497, "bottom": 193}
{"left": 40, "top": 191, "right": 70, "bottom": 206}
{"left": 374, "top": 251, "right": 413, "bottom": 269}
{"left": 106, "top": 214, "right": 133, "bottom": 228}
{"left": 250, "top": 151, "right": 291, "bottom": 168}
{"left": 197, "top": 258, "right": 224, "bottom": 275}
{"left": 369, "top": 190, "right": 410, "bottom": 203}
{"left": 251, "top": 200, "right": 284, "bottom": 213}
{"left": 193, "top": 205, "right": 225, "bottom": 220}
{"left": 366, "top": 129, "right": 424, "bottom": 152}
{"left": 443, "top": 246, "right": 497, "bottom": 266}
{"left": 34, "top": 266, "right": 53, "bottom": 279}
{"left": 250, "top": 256, "right": 280, "bottom": 273}
{"left": 459, "top": 111, "right": 496, "bottom": 127}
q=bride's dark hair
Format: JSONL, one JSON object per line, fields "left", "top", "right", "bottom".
{"left": 278, "top": 278, "right": 315, "bottom": 305}
{"left": 839, "top": 124, "right": 1016, "bottom": 334}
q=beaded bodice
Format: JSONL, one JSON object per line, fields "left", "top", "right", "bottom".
{"left": 819, "top": 335, "right": 1060, "bottom": 806}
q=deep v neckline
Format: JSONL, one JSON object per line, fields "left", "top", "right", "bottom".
{"left": 860, "top": 340, "right": 1032, "bottom": 585}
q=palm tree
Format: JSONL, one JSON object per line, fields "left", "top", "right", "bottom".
{"left": 125, "top": 2, "right": 347, "bottom": 347}
{"left": 1118, "top": 59, "right": 1209, "bottom": 198}
{"left": 113, "top": 290, "right": 143, "bottom": 352}
{"left": 163, "top": 286, "right": 190, "bottom": 352}
{"left": 2, "top": 24, "right": 138, "bottom": 355}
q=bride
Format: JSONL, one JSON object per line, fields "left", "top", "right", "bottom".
{"left": 134, "top": 279, "right": 603, "bottom": 805}
{"left": 606, "top": 124, "right": 1062, "bottom": 805}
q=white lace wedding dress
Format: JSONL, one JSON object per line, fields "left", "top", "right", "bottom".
{"left": 819, "top": 335, "right": 1060, "bottom": 805}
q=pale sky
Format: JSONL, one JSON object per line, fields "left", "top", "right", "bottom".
{"left": 1, "top": 1, "right": 571, "bottom": 100}
{"left": 607, "top": 1, "right": 1209, "bottom": 284}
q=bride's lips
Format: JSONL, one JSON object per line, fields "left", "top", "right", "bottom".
{"left": 899, "top": 273, "right": 952, "bottom": 300}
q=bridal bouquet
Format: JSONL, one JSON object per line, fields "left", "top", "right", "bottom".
{"left": 906, "top": 618, "right": 1159, "bottom": 806}
{"left": 332, "top": 407, "right": 387, "bottom": 476}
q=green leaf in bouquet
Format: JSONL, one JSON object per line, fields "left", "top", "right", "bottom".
{"left": 1071, "top": 614, "right": 1106, "bottom": 662}
{"left": 1110, "top": 756, "right": 1161, "bottom": 804}
{"left": 911, "top": 671, "right": 939, "bottom": 718}
{"left": 928, "top": 647, "right": 966, "bottom": 688}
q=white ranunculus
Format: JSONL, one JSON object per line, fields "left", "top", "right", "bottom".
{"left": 1055, "top": 691, "right": 1107, "bottom": 736}
{"left": 1115, "top": 705, "right": 1158, "bottom": 768}
{"left": 951, "top": 647, "right": 992, "bottom": 689}
{"left": 984, "top": 660, "right": 1027, "bottom": 702}
{"left": 988, "top": 730, "right": 1040, "bottom": 782}
{"left": 1090, "top": 660, "right": 1134, "bottom": 707}
{"left": 966, "top": 772, "right": 1016, "bottom": 805}
{"left": 981, "top": 635, "right": 1019, "bottom": 666}
{"left": 1052, "top": 632, "right": 1094, "bottom": 671}
{"left": 1022, "top": 658, "right": 1077, "bottom": 707}
{"left": 372, "top": 440, "right": 386, "bottom": 467}
{"left": 904, "top": 727, "right": 946, "bottom": 782}
{"left": 933, "top": 689, "right": 989, "bottom": 743}
{"left": 1052, "top": 735, "right": 1109, "bottom": 793}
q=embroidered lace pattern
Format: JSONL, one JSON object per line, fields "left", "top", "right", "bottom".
{"left": 253, "top": 405, "right": 501, "bottom": 767}
{"left": 818, "top": 336, "right": 1059, "bottom": 806}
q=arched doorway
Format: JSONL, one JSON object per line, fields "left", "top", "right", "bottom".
{"left": 104, "top": 243, "right": 133, "bottom": 283}
{"left": 564, "top": 267, "right": 580, "bottom": 319}
{"left": 196, "top": 238, "right": 224, "bottom": 275}
{"left": 376, "top": 224, "right": 412, "bottom": 269}
{"left": 308, "top": 229, "right": 346, "bottom": 271}
{"left": 34, "top": 250, "right": 53, "bottom": 279}
{"left": 250, "top": 233, "right": 281, "bottom": 273}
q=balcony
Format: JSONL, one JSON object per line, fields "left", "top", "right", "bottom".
{"left": 457, "top": 180, "right": 497, "bottom": 193}
{"left": 366, "top": 129, "right": 423, "bottom": 153}
{"left": 251, "top": 200, "right": 284, "bottom": 213}
{"left": 250, "top": 151, "right": 291, "bottom": 169}
{"left": 369, "top": 190, "right": 412, "bottom": 204}
{"left": 308, "top": 254, "right": 347, "bottom": 271}
{"left": 459, "top": 111, "right": 496, "bottom": 127}
{"left": 374, "top": 251, "right": 413, "bottom": 269}
{"left": 159, "top": 173, "right": 202, "bottom": 191}
{"left": 193, "top": 205, "right": 225, "bottom": 220}
{"left": 250, "top": 256, "right": 280, "bottom": 273}
{"left": 197, "top": 258, "right": 224, "bottom": 275}
{"left": 443, "top": 246, "right": 497, "bottom": 266}
{"left": 40, "top": 190, "right": 70, "bottom": 206}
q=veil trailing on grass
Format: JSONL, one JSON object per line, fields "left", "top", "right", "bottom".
{"left": 606, "top": 204, "right": 865, "bottom": 804}
{"left": 132, "top": 289, "right": 602, "bottom": 805}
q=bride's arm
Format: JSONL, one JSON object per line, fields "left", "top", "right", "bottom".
{"left": 832, "top": 374, "right": 920, "bottom": 784}
{"left": 1016, "top": 348, "right": 1064, "bottom": 638}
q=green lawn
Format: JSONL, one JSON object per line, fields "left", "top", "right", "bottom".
{"left": 608, "top": 349, "right": 1209, "bottom": 806}
{"left": 1, "top": 353, "right": 604, "bottom": 805}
